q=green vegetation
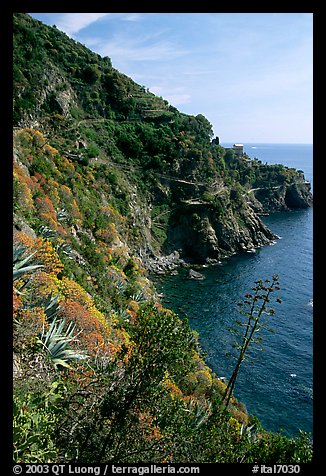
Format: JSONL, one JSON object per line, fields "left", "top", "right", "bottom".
{"left": 12, "top": 14, "right": 312, "bottom": 463}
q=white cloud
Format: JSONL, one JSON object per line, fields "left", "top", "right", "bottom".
{"left": 121, "top": 13, "right": 143, "bottom": 22}
{"left": 149, "top": 86, "right": 191, "bottom": 106}
{"left": 55, "top": 13, "right": 110, "bottom": 36}
{"left": 98, "top": 36, "right": 187, "bottom": 62}
{"left": 165, "top": 94, "right": 191, "bottom": 106}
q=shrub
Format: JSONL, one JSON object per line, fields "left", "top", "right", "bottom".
{"left": 81, "top": 64, "right": 101, "bottom": 84}
{"left": 13, "top": 392, "right": 59, "bottom": 462}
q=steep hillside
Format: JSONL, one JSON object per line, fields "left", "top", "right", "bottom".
{"left": 13, "top": 13, "right": 312, "bottom": 266}
{"left": 12, "top": 13, "right": 312, "bottom": 463}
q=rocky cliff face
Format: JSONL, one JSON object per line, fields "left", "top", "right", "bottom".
{"left": 166, "top": 197, "right": 276, "bottom": 264}
{"left": 148, "top": 172, "right": 312, "bottom": 268}
{"left": 252, "top": 180, "right": 312, "bottom": 213}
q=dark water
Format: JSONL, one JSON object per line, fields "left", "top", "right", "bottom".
{"left": 153, "top": 144, "right": 313, "bottom": 437}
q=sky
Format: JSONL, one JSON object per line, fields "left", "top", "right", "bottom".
{"left": 29, "top": 13, "right": 313, "bottom": 144}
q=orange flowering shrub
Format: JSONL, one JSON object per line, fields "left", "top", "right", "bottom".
{"left": 14, "top": 178, "right": 35, "bottom": 212}
{"left": 27, "top": 272, "right": 61, "bottom": 300}
{"left": 13, "top": 288, "right": 23, "bottom": 319}
{"left": 35, "top": 194, "right": 62, "bottom": 232}
{"left": 13, "top": 291, "right": 48, "bottom": 351}
{"left": 59, "top": 184, "right": 72, "bottom": 200}
{"left": 25, "top": 128, "right": 47, "bottom": 148}
{"left": 14, "top": 128, "right": 44, "bottom": 151}
{"left": 54, "top": 155, "right": 75, "bottom": 175}
{"left": 13, "top": 161, "right": 43, "bottom": 210}
{"left": 138, "top": 411, "right": 163, "bottom": 442}
{"left": 33, "top": 172, "right": 47, "bottom": 187}
{"left": 161, "top": 373, "right": 214, "bottom": 442}
{"left": 43, "top": 144, "right": 58, "bottom": 157}
{"left": 58, "top": 277, "right": 94, "bottom": 308}
{"left": 30, "top": 175, "right": 44, "bottom": 194}
{"left": 14, "top": 231, "right": 64, "bottom": 277}
{"left": 95, "top": 241, "right": 112, "bottom": 264}
{"left": 114, "top": 327, "right": 135, "bottom": 363}
{"left": 19, "top": 307, "right": 48, "bottom": 334}
{"left": 14, "top": 129, "right": 59, "bottom": 168}
{"left": 13, "top": 232, "right": 63, "bottom": 307}
{"left": 94, "top": 223, "right": 118, "bottom": 244}
{"left": 57, "top": 277, "right": 130, "bottom": 358}
{"left": 12, "top": 229, "right": 133, "bottom": 365}
{"left": 58, "top": 299, "right": 118, "bottom": 358}
{"left": 70, "top": 199, "right": 83, "bottom": 222}
{"left": 125, "top": 300, "right": 139, "bottom": 324}
{"left": 45, "top": 179, "right": 61, "bottom": 208}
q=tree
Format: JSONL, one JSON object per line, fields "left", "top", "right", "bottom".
{"left": 224, "top": 149, "right": 235, "bottom": 163}
{"left": 81, "top": 64, "right": 101, "bottom": 84}
{"left": 195, "top": 114, "right": 214, "bottom": 140}
{"left": 222, "top": 275, "right": 281, "bottom": 408}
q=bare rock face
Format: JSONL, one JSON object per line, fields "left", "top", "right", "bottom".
{"left": 188, "top": 269, "right": 205, "bottom": 280}
{"left": 254, "top": 180, "right": 312, "bottom": 213}
{"left": 160, "top": 174, "right": 312, "bottom": 266}
{"left": 13, "top": 213, "right": 37, "bottom": 239}
{"left": 284, "top": 182, "right": 313, "bottom": 208}
{"left": 166, "top": 199, "right": 276, "bottom": 264}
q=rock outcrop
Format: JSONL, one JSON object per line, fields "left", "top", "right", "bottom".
{"left": 165, "top": 197, "right": 276, "bottom": 264}
{"left": 188, "top": 269, "right": 205, "bottom": 280}
{"left": 253, "top": 182, "right": 312, "bottom": 213}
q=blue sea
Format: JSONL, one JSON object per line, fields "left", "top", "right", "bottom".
{"left": 153, "top": 143, "right": 313, "bottom": 437}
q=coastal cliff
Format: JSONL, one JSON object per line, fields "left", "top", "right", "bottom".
{"left": 146, "top": 162, "right": 312, "bottom": 269}
{"left": 12, "top": 14, "right": 313, "bottom": 463}
{"left": 166, "top": 194, "right": 276, "bottom": 263}
{"left": 252, "top": 180, "right": 312, "bottom": 212}
{"left": 13, "top": 13, "right": 312, "bottom": 271}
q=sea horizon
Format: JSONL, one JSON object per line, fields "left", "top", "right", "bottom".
{"left": 221, "top": 141, "right": 313, "bottom": 145}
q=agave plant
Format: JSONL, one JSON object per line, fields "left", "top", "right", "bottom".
{"left": 20, "top": 293, "right": 61, "bottom": 331}
{"left": 56, "top": 208, "right": 69, "bottom": 223}
{"left": 56, "top": 242, "right": 76, "bottom": 260}
{"left": 44, "top": 294, "right": 61, "bottom": 321}
{"left": 38, "top": 225, "right": 57, "bottom": 239}
{"left": 239, "top": 422, "right": 258, "bottom": 442}
{"left": 13, "top": 245, "right": 44, "bottom": 281}
{"left": 188, "top": 399, "right": 212, "bottom": 429}
{"left": 13, "top": 244, "right": 44, "bottom": 294}
{"left": 39, "top": 317, "right": 87, "bottom": 369}
{"left": 131, "top": 291, "right": 146, "bottom": 303}
{"left": 38, "top": 225, "right": 78, "bottom": 261}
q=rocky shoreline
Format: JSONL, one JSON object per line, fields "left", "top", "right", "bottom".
{"left": 144, "top": 231, "right": 279, "bottom": 276}
{"left": 144, "top": 177, "right": 312, "bottom": 276}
